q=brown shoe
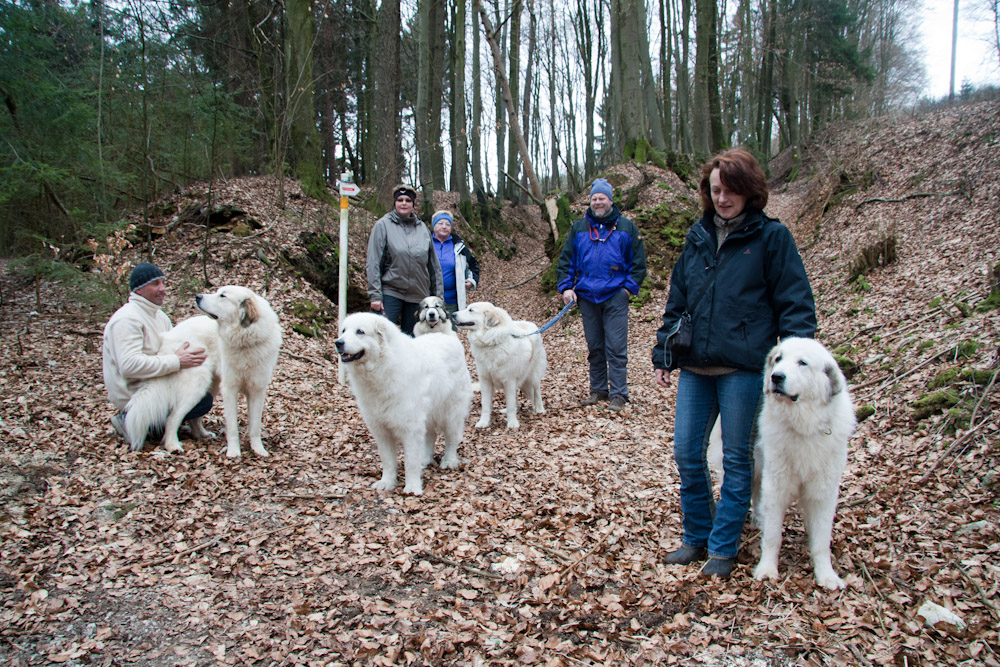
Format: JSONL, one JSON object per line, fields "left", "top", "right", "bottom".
{"left": 608, "top": 396, "right": 626, "bottom": 412}
{"left": 581, "top": 392, "right": 608, "bottom": 406}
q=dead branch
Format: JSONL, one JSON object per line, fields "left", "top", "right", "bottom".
{"left": 854, "top": 191, "right": 961, "bottom": 210}
{"left": 968, "top": 368, "right": 999, "bottom": 426}
{"left": 916, "top": 416, "right": 992, "bottom": 485}
{"left": 500, "top": 168, "right": 544, "bottom": 207}
{"left": 419, "top": 550, "right": 502, "bottom": 580}
{"left": 853, "top": 344, "right": 953, "bottom": 393}
{"left": 281, "top": 348, "right": 333, "bottom": 368}
{"left": 557, "top": 530, "right": 611, "bottom": 580}
{"left": 501, "top": 267, "right": 547, "bottom": 290}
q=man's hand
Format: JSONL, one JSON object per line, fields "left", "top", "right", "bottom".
{"left": 177, "top": 341, "right": 207, "bottom": 369}
{"left": 562, "top": 289, "right": 577, "bottom": 306}
{"left": 370, "top": 300, "right": 384, "bottom": 313}
{"left": 654, "top": 368, "right": 671, "bottom": 388}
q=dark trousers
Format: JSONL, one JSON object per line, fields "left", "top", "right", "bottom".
{"left": 577, "top": 288, "right": 631, "bottom": 400}
{"left": 380, "top": 293, "right": 420, "bottom": 336}
{"left": 148, "top": 393, "right": 213, "bottom": 439}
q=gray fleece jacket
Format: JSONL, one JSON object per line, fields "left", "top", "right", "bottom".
{"left": 366, "top": 211, "right": 443, "bottom": 303}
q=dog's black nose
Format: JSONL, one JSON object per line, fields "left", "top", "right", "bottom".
{"left": 771, "top": 371, "right": 785, "bottom": 386}
{"left": 195, "top": 294, "right": 203, "bottom": 304}
{"left": 334, "top": 339, "right": 345, "bottom": 352}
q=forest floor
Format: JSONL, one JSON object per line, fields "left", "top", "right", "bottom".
{"left": 1, "top": 100, "right": 999, "bottom": 666}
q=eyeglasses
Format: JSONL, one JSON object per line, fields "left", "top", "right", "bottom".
{"left": 395, "top": 197, "right": 413, "bottom": 203}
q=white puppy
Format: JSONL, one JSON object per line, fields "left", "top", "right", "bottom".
{"left": 195, "top": 286, "right": 282, "bottom": 458}
{"left": 336, "top": 312, "right": 472, "bottom": 495}
{"left": 413, "top": 295, "right": 457, "bottom": 337}
{"left": 124, "top": 315, "right": 220, "bottom": 453}
{"left": 453, "top": 302, "right": 546, "bottom": 429}
{"left": 753, "top": 337, "right": 856, "bottom": 590}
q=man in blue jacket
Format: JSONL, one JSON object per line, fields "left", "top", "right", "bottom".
{"left": 557, "top": 178, "right": 647, "bottom": 412}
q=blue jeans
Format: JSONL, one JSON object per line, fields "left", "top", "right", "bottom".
{"left": 380, "top": 293, "right": 419, "bottom": 336}
{"left": 673, "top": 369, "right": 762, "bottom": 559}
{"left": 577, "top": 288, "right": 630, "bottom": 399}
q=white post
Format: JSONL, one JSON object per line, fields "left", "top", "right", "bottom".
{"left": 337, "top": 172, "right": 352, "bottom": 385}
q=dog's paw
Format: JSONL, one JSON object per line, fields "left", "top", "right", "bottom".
{"left": 814, "top": 570, "right": 847, "bottom": 590}
{"left": 475, "top": 419, "right": 491, "bottom": 429}
{"left": 402, "top": 483, "right": 424, "bottom": 495}
{"left": 163, "top": 440, "right": 184, "bottom": 454}
{"left": 225, "top": 446, "right": 242, "bottom": 458}
{"left": 372, "top": 478, "right": 397, "bottom": 492}
{"left": 506, "top": 419, "right": 520, "bottom": 429}
{"left": 439, "top": 455, "right": 461, "bottom": 469}
{"left": 251, "top": 442, "right": 269, "bottom": 457}
{"left": 753, "top": 563, "right": 779, "bottom": 581}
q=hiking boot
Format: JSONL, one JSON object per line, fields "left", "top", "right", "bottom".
{"left": 701, "top": 556, "right": 735, "bottom": 578}
{"left": 608, "top": 396, "right": 626, "bottom": 412}
{"left": 663, "top": 545, "right": 707, "bottom": 565}
{"left": 110, "top": 412, "right": 128, "bottom": 440}
{"left": 580, "top": 392, "right": 608, "bottom": 406}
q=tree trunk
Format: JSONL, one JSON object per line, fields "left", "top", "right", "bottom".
{"left": 451, "top": 0, "right": 471, "bottom": 203}
{"left": 505, "top": 0, "right": 522, "bottom": 200}
{"left": 755, "top": 0, "right": 777, "bottom": 156}
{"left": 285, "top": 0, "right": 328, "bottom": 200}
{"left": 415, "top": 0, "right": 435, "bottom": 208}
{"left": 573, "top": 0, "right": 598, "bottom": 177}
{"left": 471, "top": 0, "right": 485, "bottom": 196}
{"left": 372, "top": 0, "right": 402, "bottom": 209}
{"left": 675, "top": 0, "right": 692, "bottom": 152}
{"left": 478, "top": 3, "right": 544, "bottom": 208}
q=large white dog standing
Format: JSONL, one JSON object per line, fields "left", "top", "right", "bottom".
{"left": 753, "top": 337, "right": 856, "bottom": 590}
{"left": 335, "top": 313, "right": 472, "bottom": 495}
{"left": 195, "top": 286, "right": 282, "bottom": 458}
{"left": 453, "top": 302, "right": 546, "bottom": 429}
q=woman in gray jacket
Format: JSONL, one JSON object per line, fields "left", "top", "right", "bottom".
{"left": 366, "top": 185, "right": 443, "bottom": 336}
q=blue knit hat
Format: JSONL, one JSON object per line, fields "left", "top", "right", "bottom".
{"left": 432, "top": 210, "right": 454, "bottom": 226}
{"left": 590, "top": 178, "right": 613, "bottom": 200}
{"left": 129, "top": 262, "right": 165, "bottom": 292}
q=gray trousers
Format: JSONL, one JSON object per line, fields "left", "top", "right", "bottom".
{"left": 577, "top": 288, "right": 630, "bottom": 400}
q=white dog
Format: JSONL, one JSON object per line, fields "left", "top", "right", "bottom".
{"left": 124, "top": 315, "right": 220, "bottom": 453}
{"left": 753, "top": 337, "right": 856, "bottom": 590}
{"left": 453, "top": 302, "right": 546, "bottom": 429}
{"left": 335, "top": 312, "right": 472, "bottom": 495}
{"left": 194, "top": 286, "right": 282, "bottom": 458}
{"left": 413, "top": 296, "right": 457, "bottom": 337}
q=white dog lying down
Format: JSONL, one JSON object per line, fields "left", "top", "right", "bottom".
{"left": 705, "top": 338, "right": 855, "bottom": 589}
{"left": 195, "top": 286, "right": 282, "bottom": 458}
{"left": 335, "top": 312, "right": 472, "bottom": 495}
{"left": 453, "top": 302, "right": 546, "bottom": 429}
{"left": 125, "top": 315, "right": 220, "bottom": 453}
{"left": 413, "top": 296, "right": 457, "bottom": 337}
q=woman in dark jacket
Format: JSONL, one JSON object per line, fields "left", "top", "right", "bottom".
{"left": 652, "top": 148, "right": 816, "bottom": 578}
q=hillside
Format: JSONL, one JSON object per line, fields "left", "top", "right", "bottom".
{"left": 1, "top": 100, "right": 998, "bottom": 666}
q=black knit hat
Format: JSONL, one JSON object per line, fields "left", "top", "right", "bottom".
{"left": 129, "top": 262, "right": 165, "bottom": 292}
{"left": 392, "top": 185, "right": 417, "bottom": 202}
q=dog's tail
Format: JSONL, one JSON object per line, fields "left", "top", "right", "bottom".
{"left": 124, "top": 383, "right": 172, "bottom": 452}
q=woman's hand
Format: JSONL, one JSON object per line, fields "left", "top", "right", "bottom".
{"left": 562, "top": 289, "right": 577, "bottom": 306}
{"left": 370, "top": 300, "right": 383, "bottom": 313}
{"left": 654, "top": 368, "right": 671, "bottom": 388}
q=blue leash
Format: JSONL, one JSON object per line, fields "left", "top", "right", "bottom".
{"left": 513, "top": 300, "right": 576, "bottom": 337}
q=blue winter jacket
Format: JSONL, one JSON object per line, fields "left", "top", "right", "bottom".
{"left": 556, "top": 206, "right": 647, "bottom": 304}
{"left": 652, "top": 208, "right": 816, "bottom": 372}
